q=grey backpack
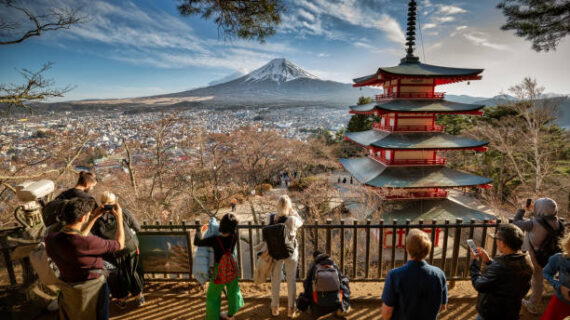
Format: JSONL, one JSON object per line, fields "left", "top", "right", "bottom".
{"left": 312, "top": 264, "right": 342, "bottom": 307}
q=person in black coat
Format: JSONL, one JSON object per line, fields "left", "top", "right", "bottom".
{"left": 91, "top": 191, "right": 144, "bottom": 309}
{"left": 470, "top": 224, "right": 534, "bottom": 320}
{"left": 296, "top": 251, "right": 350, "bottom": 317}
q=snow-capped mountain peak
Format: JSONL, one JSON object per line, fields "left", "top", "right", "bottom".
{"left": 245, "top": 58, "right": 319, "bottom": 83}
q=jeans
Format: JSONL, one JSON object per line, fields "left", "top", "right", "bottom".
{"left": 97, "top": 282, "right": 109, "bottom": 320}
{"left": 475, "top": 315, "right": 484, "bottom": 320}
{"left": 271, "top": 248, "right": 298, "bottom": 309}
{"left": 528, "top": 248, "right": 544, "bottom": 307}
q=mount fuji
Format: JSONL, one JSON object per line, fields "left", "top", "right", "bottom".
{"left": 162, "top": 58, "right": 377, "bottom": 105}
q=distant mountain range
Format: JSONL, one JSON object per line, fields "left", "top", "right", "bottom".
{"left": 159, "top": 58, "right": 377, "bottom": 105}
{"left": 446, "top": 93, "right": 570, "bottom": 128}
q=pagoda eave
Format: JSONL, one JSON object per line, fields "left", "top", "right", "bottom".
{"left": 345, "top": 130, "right": 489, "bottom": 150}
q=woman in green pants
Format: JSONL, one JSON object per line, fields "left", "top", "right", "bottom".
{"left": 195, "top": 213, "right": 244, "bottom": 320}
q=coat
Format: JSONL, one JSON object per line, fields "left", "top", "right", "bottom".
{"left": 470, "top": 253, "right": 534, "bottom": 320}
{"left": 192, "top": 217, "right": 219, "bottom": 285}
{"left": 254, "top": 241, "right": 273, "bottom": 284}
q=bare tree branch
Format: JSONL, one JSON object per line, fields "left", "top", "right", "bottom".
{"left": 0, "top": 1, "right": 84, "bottom": 45}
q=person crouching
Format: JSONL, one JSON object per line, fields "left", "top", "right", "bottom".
{"left": 296, "top": 250, "right": 350, "bottom": 318}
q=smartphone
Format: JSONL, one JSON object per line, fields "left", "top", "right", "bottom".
{"left": 525, "top": 198, "right": 532, "bottom": 209}
{"left": 103, "top": 204, "right": 114, "bottom": 211}
{"left": 466, "top": 239, "right": 478, "bottom": 255}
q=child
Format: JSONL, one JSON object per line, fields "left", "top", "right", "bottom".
{"left": 542, "top": 233, "right": 570, "bottom": 319}
{"left": 195, "top": 213, "right": 244, "bottom": 320}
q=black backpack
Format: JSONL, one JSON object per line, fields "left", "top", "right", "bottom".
{"left": 534, "top": 217, "right": 565, "bottom": 268}
{"left": 262, "top": 214, "right": 295, "bottom": 260}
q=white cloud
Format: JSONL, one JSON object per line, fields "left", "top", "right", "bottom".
{"left": 463, "top": 32, "right": 509, "bottom": 51}
{"left": 298, "top": 9, "right": 316, "bottom": 22}
{"left": 456, "top": 26, "right": 468, "bottom": 31}
{"left": 423, "top": 23, "right": 437, "bottom": 30}
{"left": 438, "top": 5, "right": 467, "bottom": 15}
{"left": 435, "top": 16, "right": 455, "bottom": 23}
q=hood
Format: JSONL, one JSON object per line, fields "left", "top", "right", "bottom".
{"left": 534, "top": 198, "right": 558, "bottom": 217}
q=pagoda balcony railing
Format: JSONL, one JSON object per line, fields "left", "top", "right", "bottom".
{"left": 375, "top": 92, "right": 445, "bottom": 101}
{"left": 370, "top": 154, "right": 447, "bottom": 166}
{"left": 382, "top": 190, "right": 449, "bottom": 200}
{"left": 372, "top": 122, "right": 445, "bottom": 132}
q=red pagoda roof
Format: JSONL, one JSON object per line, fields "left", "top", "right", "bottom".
{"left": 353, "top": 61, "right": 483, "bottom": 87}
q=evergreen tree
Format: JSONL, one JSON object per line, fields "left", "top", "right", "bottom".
{"left": 497, "top": 0, "right": 570, "bottom": 51}
{"left": 346, "top": 96, "right": 375, "bottom": 132}
{"left": 177, "top": 0, "right": 284, "bottom": 42}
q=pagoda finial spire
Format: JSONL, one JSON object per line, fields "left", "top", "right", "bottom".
{"left": 402, "top": 0, "right": 420, "bottom": 63}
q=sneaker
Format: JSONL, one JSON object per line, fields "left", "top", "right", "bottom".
{"left": 271, "top": 307, "right": 279, "bottom": 317}
{"left": 336, "top": 306, "right": 351, "bottom": 317}
{"left": 136, "top": 295, "right": 145, "bottom": 307}
{"left": 220, "top": 311, "right": 235, "bottom": 320}
{"left": 114, "top": 299, "right": 127, "bottom": 310}
{"left": 288, "top": 307, "right": 298, "bottom": 319}
{"left": 522, "top": 298, "right": 540, "bottom": 315}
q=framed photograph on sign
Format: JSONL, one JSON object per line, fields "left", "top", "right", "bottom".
{"left": 138, "top": 231, "right": 192, "bottom": 274}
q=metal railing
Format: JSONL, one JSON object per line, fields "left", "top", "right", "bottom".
{"left": 372, "top": 122, "right": 445, "bottom": 132}
{"left": 369, "top": 155, "right": 447, "bottom": 166}
{"left": 138, "top": 218, "right": 507, "bottom": 282}
{"left": 375, "top": 92, "right": 445, "bottom": 100}
{"left": 2, "top": 218, "right": 565, "bottom": 286}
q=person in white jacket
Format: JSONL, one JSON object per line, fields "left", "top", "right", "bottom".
{"left": 266, "top": 195, "right": 303, "bottom": 318}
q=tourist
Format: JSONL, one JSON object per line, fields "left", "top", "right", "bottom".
{"left": 91, "top": 191, "right": 144, "bottom": 309}
{"left": 230, "top": 198, "right": 237, "bottom": 212}
{"left": 381, "top": 229, "right": 447, "bottom": 320}
{"left": 541, "top": 233, "right": 570, "bottom": 319}
{"left": 56, "top": 171, "right": 98, "bottom": 202}
{"left": 265, "top": 195, "right": 303, "bottom": 318}
{"left": 513, "top": 198, "right": 564, "bottom": 314}
{"left": 45, "top": 197, "right": 124, "bottom": 320}
{"left": 43, "top": 171, "right": 98, "bottom": 229}
{"left": 470, "top": 224, "right": 533, "bottom": 320}
{"left": 194, "top": 213, "right": 244, "bottom": 320}
{"left": 296, "top": 250, "right": 350, "bottom": 317}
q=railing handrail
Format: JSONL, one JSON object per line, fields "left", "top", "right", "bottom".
{"left": 375, "top": 92, "right": 445, "bottom": 100}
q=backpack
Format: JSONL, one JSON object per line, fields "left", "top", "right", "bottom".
{"left": 312, "top": 264, "right": 342, "bottom": 307}
{"left": 262, "top": 214, "right": 295, "bottom": 260}
{"left": 213, "top": 235, "right": 238, "bottom": 285}
{"left": 534, "top": 217, "right": 565, "bottom": 268}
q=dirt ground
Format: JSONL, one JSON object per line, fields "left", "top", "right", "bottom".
{"left": 1, "top": 280, "right": 548, "bottom": 320}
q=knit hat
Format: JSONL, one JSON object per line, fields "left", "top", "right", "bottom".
{"left": 533, "top": 198, "right": 558, "bottom": 217}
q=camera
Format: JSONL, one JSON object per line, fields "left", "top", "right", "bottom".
{"left": 103, "top": 204, "right": 114, "bottom": 212}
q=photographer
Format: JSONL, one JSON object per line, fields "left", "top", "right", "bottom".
{"left": 45, "top": 197, "right": 124, "bottom": 320}
{"left": 470, "top": 224, "right": 533, "bottom": 320}
{"left": 513, "top": 198, "right": 564, "bottom": 314}
{"left": 90, "top": 192, "right": 144, "bottom": 309}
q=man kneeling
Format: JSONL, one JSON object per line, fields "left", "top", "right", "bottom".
{"left": 46, "top": 198, "right": 125, "bottom": 320}
{"left": 296, "top": 251, "right": 350, "bottom": 317}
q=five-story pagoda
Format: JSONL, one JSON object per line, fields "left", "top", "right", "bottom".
{"left": 340, "top": 0, "right": 495, "bottom": 224}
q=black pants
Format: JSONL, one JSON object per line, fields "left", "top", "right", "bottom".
{"left": 107, "top": 250, "right": 144, "bottom": 299}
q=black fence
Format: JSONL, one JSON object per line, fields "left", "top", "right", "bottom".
{"left": 139, "top": 218, "right": 508, "bottom": 283}
{"left": 1, "top": 218, "right": 564, "bottom": 287}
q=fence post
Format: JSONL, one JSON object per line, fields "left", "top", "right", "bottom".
{"left": 464, "top": 219, "right": 476, "bottom": 277}
{"left": 182, "top": 220, "right": 188, "bottom": 280}
{"left": 481, "top": 219, "right": 489, "bottom": 251}
{"left": 378, "top": 219, "right": 384, "bottom": 279}
{"left": 429, "top": 219, "right": 437, "bottom": 265}
{"left": 441, "top": 219, "right": 450, "bottom": 273}
{"left": 491, "top": 219, "right": 501, "bottom": 258}
{"left": 352, "top": 219, "right": 358, "bottom": 279}
{"left": 340, "top": 219, "right": 345, "bottom": 275}
{"left": 314, "top": 220, "right": 320, "bottom": 252}
{"left": 403, "top": 219, "right": 411, "bottom": 262}
{"left": 365, "top": 219, "right": 371, "bottom": 278}
{"left": 391, "top": 219, "right": 397, "bottom": 270}
{"left": 301, "top": 224, "right": 306, "bottom": 278}
{"left": 248, "top": 221, "right": 254, "bottom": 279}
{"left": 326, "top": 219, "right": 332, "bottom": 256}
{"left": 236, "top": 224, "right": 243, "bottom": 279}
{"left": 451, "top": 218, "right": 463, "bottom": 280}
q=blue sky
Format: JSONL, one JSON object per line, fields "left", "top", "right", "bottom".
{"left": 1, "top": 0, "right": 569, "bottom": 100}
